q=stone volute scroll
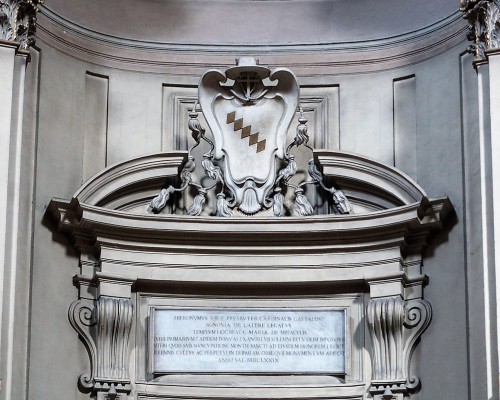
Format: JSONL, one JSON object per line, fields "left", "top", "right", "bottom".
{"left": 49, "top": 59, "right": 453, "bottom": 400}
{"left": 68, "top": 278, "right": 134, "bottom": 400}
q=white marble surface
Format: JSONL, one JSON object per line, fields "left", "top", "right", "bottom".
{"left": 152, "top": 308, "right": 346, "bottom": 374}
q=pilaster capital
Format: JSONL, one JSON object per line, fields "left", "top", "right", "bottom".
{"left": 0, "top": 0, "right": 43, "bottom": 50}
{"left": 461, "top": 0, "right": 500, "bottom": 62}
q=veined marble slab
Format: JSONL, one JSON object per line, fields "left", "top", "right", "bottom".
{"left": 151, "top": 308, "right": 346, "bottom": 374}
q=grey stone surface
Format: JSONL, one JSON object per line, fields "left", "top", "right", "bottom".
{"left": 393, "top": 75, "right": 417, "bottom": 180}
{"left": 48, "top": 138, "right": 452, "bottom": 398}
{"left": 2, "top": 2, "right": 497, "bottom": 400}
{"left": 43, "top": 0, "right": 457, "bottom": 46}
{"left": 83, "top": 72, "right": 108, "bottom": 181}
{"left": 30, "top": 40, "right": 473, "bottom": 400}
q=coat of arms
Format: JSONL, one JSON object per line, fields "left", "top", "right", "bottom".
{"left": 150, "top": 58, "right": 350, "bottom": 217}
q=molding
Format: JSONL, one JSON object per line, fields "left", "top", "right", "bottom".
{"left": 314, "top": 150, "right": 427, "bottom": 206}
{"left": 161, "top": 87, "right": 337, "bottom": 152}
{"left": 54, "top": 149, "right": 454, "bottom": 399}
{"left": 73, "top": 152, "right": 187, "bottom": 208}
{"left": 36, "top": 7, "right": 467, "bottom": 75}
{"left": 48, "top": 152, "right": 453, "bottom": 289}
{"left": 49, "top": 197, "right": 451, "bottom": 255}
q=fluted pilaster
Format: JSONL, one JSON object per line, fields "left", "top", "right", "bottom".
{"left": 96, "top": 296, "right": 133, "bottom": 382}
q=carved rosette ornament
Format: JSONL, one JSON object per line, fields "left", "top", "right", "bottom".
{"left": 367, "top": 297, "right": 432, "bottom": 400}
{"left": 69, "top": 297, "right": 133, "bottom": 400}
{"left": 461, "top": 0, "right": 500, "bottom": 61}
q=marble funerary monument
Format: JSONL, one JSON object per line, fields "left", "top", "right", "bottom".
{"left": 50, "top": 58, "right": 451, "bottom": 400}
{"left": 2, "top": 1, "right": 500, "bottom": 400}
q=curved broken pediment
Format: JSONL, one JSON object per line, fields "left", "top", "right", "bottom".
{"left": 66, "top": 147, "right": 428, "bottom": 216}
{"left": 73, "top": 152, "right": 186, "bottom": 210}
{"left": 315, "top": 150, "right": 427, "bottom": 212}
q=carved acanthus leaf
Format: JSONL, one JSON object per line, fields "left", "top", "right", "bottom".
{"left": 0, "top": 0, "right": 43, "bottom": 49}
{"left": 461, "top": 0, "right": 500, "bottom": 61}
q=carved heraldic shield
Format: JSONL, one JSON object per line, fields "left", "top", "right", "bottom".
{"left": 199, "top": 58, "right": 299, "bottom": 214}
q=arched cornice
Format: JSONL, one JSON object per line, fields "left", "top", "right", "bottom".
{"left": 36, "top": 6, "right": 467, "bottom": 75}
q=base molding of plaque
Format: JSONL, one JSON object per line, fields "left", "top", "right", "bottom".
{"left": 133, "top": 382, "right": 366, "bottom": 400}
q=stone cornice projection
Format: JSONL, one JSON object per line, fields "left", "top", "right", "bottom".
{"left": 36, "top": 6, "right": 466, "bottom": 75}
{"left": 0, "top": 0, "right": 43, "bottom": 49}
{"left": 461, "top": 0, "right": 500, "bottom": 61}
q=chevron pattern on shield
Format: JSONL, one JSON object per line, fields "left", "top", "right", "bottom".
{"left": 226, "top": 111, "right": 266, "bottom": 153}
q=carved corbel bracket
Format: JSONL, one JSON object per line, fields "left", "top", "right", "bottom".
{"left": 69, "top": 294, "right": 133, "bottom": 399}
{"left": 367, "top": 297, "right": 432, "bottom": 399}
{"left": 68, "top": 299, "right": 97, "bottom": 391}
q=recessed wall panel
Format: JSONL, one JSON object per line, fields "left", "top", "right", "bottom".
{"left": 340, "top": 78, "right": 393, "bottom": 164}
{"left": 162, "top": 84, "right": 340, "bottom": 151}
{"left": 393, "top": 75, "right": 417, "bottom": 179}
{"left": 106, "top": 74, "right": 162, "bottom": 165}
{"left": 83, "top": 72, "right": 108, "bottom": 181}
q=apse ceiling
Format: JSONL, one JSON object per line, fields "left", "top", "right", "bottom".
{"left": 43, "top": 0, "right": 459, "bottom": 45}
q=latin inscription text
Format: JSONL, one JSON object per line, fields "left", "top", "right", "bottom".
{"left": 152, "top": 309, "right": 346, "bottom": 373}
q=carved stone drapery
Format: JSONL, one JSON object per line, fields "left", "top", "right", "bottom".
{"left": 367, "top": 296, "right": 405, "bottom": 382}
{"left": 0, "top": 0, "right": 43, "bottom": 49}
{"left": 367, "top": 297, "right": 432, "bottom": 400}
{"left": 461, "top": 0, "right": 500, "bottom": 61}
{"left": 69, "top": 296, "right": 133, "bottom": 400}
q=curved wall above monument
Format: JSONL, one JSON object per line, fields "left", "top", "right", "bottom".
{"left": 36, "top": 1, "right": 466, "bottom": 74}
{"left": 43, "top": 0, "right": 457, "bottom": 45}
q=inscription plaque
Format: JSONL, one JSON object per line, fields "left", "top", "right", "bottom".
{"left": 150, "top": 308, "right": 347, "bottom": 374}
